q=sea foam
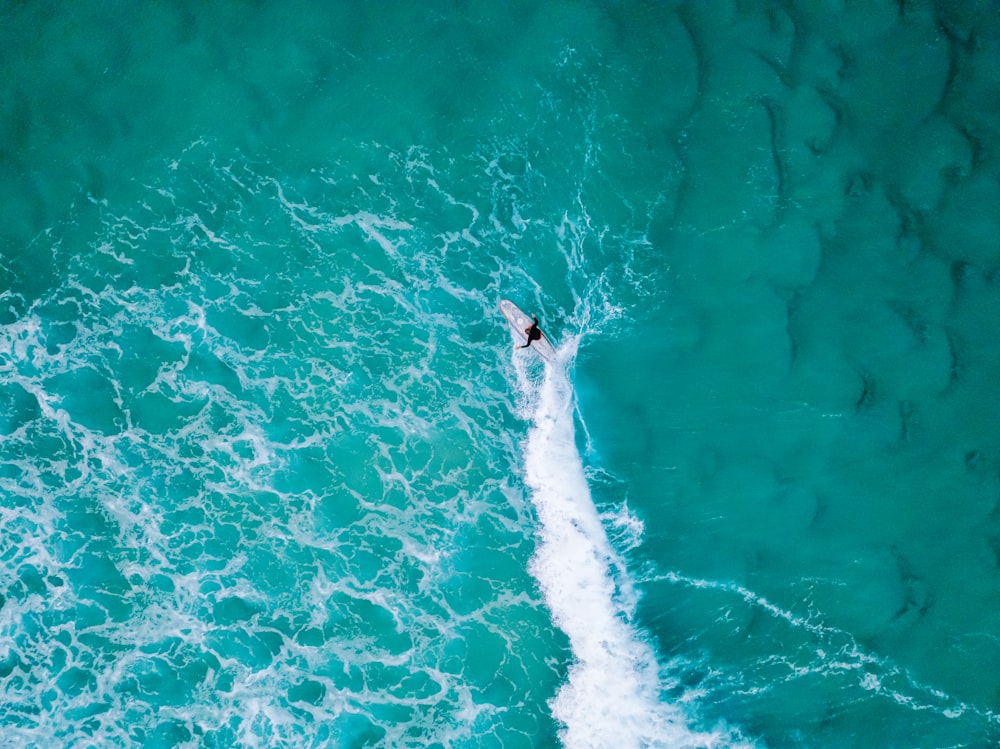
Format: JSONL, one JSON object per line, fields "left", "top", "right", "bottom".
{"left": 515, "top": 338, "right": 750, "bottom": 749}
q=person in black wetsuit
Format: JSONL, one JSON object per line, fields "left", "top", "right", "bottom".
{"left": 521, "top": 315, "right": 542, "bottom": 348}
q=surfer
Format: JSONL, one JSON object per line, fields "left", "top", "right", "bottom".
{"left": 521, "top": 315, "right": 542, "bottom": 348}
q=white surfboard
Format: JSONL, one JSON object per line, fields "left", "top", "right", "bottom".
{"left": 500, "top": 299, "right": 556, "bottom": 362}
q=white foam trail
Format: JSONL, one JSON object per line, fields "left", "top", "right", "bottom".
{"left": 518, "top": 340, "right": 746, "bottom": 749}
{"left": 657, "top": 570, "right": 1000, "bottom": 729}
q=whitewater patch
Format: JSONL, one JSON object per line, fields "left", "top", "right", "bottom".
{"left": 514, "top": 338, "right": 752, "bottom": 749}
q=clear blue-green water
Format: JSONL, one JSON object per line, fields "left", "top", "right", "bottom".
{"left": 3, "top": 2, "right": 1000, "bottom": 747}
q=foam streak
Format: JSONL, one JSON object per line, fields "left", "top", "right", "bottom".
{"left": 518, "top": 344, "right": 743, "bottom": 749}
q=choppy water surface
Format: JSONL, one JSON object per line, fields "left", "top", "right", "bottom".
{"left": 3, "top": 2, "right": 1000, "bottom": 747}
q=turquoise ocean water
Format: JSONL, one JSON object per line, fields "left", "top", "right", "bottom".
{"left": 3, "top": 2, "right": 1000, "bottom": 747}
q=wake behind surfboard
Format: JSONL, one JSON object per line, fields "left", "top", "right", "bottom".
{"left": 500, "top": 299, "right": 557, "bottom": 362}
